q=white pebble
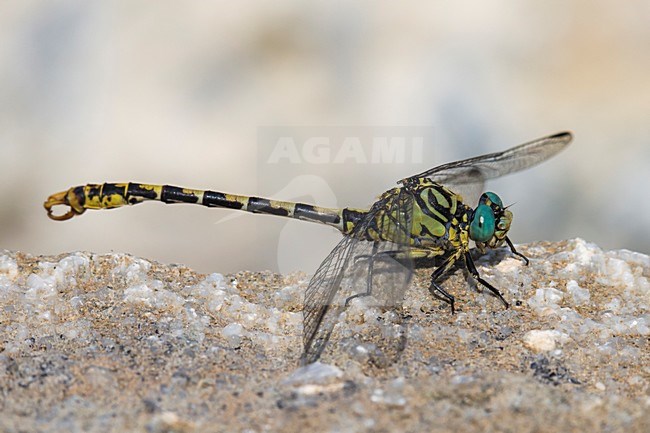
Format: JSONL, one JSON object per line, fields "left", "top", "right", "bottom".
{"left": 523, "top": 329, "right": 567, "bottom": 352}
{"left": 566, "top": 280, "right": 590, "bottom": 306}
{"left": 222, "top": 322, "right": 244, "bottom": 337}
{"left": 527, "top": 287, "right": 564, "bottom": 315}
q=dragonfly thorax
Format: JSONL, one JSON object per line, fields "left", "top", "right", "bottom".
{"left": 469, "top": 192, "right": 513, "bottom": 251}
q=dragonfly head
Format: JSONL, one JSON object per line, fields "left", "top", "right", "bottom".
{"left": 469, "top": 192, "right": 513, "bottom": 250}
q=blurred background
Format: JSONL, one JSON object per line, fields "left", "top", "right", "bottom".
{"left": 1, "top": 1, "right": 648, "bottom": 274}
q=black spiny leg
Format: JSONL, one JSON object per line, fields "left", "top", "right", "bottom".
{"left": 345, "top": 242, "right": 379, "bottom": 306}
{"left": 505, "top": 236, "right": 529, "bottom": 265}
{"left": 427, "top": 253, "right": 460, "bottom": 314}
{"left": 464, "top": 252, "right": 509, "bottom": 309}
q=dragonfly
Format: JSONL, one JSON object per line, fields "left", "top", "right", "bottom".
{"left": 44, "top": 131, "right": 572, "bottom": 365}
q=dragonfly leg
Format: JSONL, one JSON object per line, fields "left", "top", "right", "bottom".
{"left": 345, "top": 242, "right": 379, "bottom": 306}
{"left": 505, "top": 236, "right": 529, "bottom": 265}
{"left": 464, "top": 252, "right": 509, "bottom": 308}
{"left": 427, "top": 252, "right": 462, "bottom": 314}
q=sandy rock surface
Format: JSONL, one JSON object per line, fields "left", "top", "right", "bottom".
{"left": 0, "top": 239, "right": 648, "bottom": 432}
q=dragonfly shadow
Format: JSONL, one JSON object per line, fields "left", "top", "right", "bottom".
{"left": 334, "top": 250, "right": 412, "bottom": 368}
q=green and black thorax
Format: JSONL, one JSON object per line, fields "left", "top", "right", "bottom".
{"left": 342, "top": 176, "right": 513, "bottom": 256}
{"left": 342, "top": 178, "right": 471, "bottom": 250}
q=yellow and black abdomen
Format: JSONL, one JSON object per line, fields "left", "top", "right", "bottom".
{"left": 44, "top": 182, "right": 351, "bottom": 232}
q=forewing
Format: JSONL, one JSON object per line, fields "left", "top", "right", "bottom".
{"left": 301, "top": 188, "right": 414, "bottom": 364}
{"left": 403, "top": 132, "right": 572, "bottom": 203}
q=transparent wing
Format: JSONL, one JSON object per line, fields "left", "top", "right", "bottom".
{"left": 301, "top": 188, "right": 414, "bottom": 365}
{"left": 402, "top": 132, "right": 572, "bottom": 204}
{"left": 301, "top": 235, "right": 354, "bottom": 364}
{"left": 439, "top": 168, "right": 485, "bottom": 209}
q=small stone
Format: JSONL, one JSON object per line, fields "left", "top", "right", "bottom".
{"left": 523, "top": 329, "right": 566, "bottom": 352}
{"left": 566, "top": 280, "right": 590, "bottom": 305}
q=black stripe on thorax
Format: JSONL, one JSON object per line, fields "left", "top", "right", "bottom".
{"left": 418, "top": 222, "right": 441, "bottom": 239}
{"left": 416, "top": 185, "right": 454, "bottom": 222}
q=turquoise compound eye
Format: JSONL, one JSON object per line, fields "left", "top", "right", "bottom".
{"left": 470, "top": 204, "right": 496, "bottom": 242}
{"left": 484, "top": 192, "right": 503, "bottom": 208}
{"left": 479, "top": 192, "right": 503, "bottom": 209}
